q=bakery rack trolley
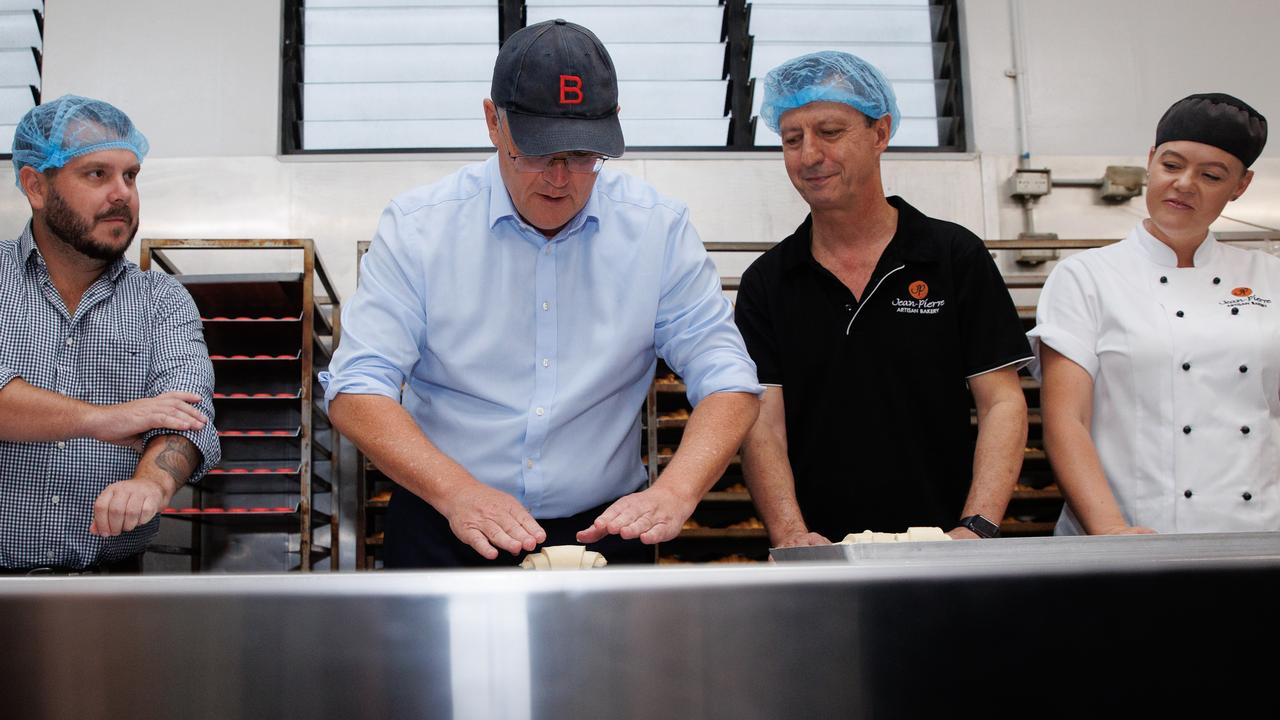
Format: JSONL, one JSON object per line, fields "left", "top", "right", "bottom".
{"left": 140, "top": 239, "right": 341, "bottom": 571}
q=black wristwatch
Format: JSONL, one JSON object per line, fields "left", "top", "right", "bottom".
{"left": 958, "top": 514, "right": 1000, "bottom": 539}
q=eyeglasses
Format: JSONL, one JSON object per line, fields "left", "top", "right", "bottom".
{"left": 507, "top": 151, "right": 606, "bottom": 174}
{"left": 497, "top": 110, "right": 606, "bottom": 174}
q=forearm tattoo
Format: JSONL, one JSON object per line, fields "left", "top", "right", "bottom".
{"left": 152, "top": 435, "right": 201, "bottom": 486}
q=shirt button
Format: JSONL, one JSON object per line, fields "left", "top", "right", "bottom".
{"left": 1184, "top": 489, "right": 1193, "bottom": 499}
{"left": 56, "top": 441, "right": 66, "bottom": 449}
{"left": 1213, "top": 277, "right": 1222, "bottom": 285}
{"left": 50, "top": 495, "right": 59, "bottom": 505}
{"left": 542, "top": 358, "right": 550, "bottom": 368}
{"left": 46, "top": 550, "right": 57, "bottom": 560}
{"left": 1175, "top": 310, "right": 1184, "bottom": 318}
{"left": 1159, "top": 276, "right": 1168, "bottom": 284}
{"left": 1183, "top": 425, "right": 1192, "bottom": 434}
{"left": 65, "top": 337, "right": 74, "bottom": 346}
{"left": 1243, "top": 492, "right": 1253, "bottom": 501}
{"left": 1241, "top": 426, "right": 1251, "bottom": 435}
{"left": 542, "top": 301, "right": 550, "bottom": 311}
{"left": 1181, "top": 362, "right": 1191, "bottom": 371}
{"left": 1232, "top": 308, "right": 1240, "bottom": 315}
{"left": 544, "top": 246, "right": 552, "bottom": 255}
{"left": 526, "top": 459, "right": 534, "bottom": 469}
{"left": 535, "top": 407, "right": 545, "bottom": 416}
{"left": 1240, "top": 365, "right": 1249, "bottom": 373}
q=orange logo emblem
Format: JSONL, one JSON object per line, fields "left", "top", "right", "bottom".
{"left": 908, "top": 281, "right": 929, "bottom": 300}
{"left": 1232, "top": 287, "right": 1254, "bottom": 297}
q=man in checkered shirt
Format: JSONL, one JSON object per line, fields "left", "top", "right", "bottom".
{"left": 0, "top": 96, "right": 220, "bottom": 573}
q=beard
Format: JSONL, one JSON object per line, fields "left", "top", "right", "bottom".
{"left": 43, "top": 186, "right": 138, "bottom": 262}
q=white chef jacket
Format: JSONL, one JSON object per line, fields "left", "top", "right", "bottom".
{"left": 1028, "top": 222, "right": 1280, "bottom": 535}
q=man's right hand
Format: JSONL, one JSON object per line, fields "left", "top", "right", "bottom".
{"left": 774, "top": 530, "right": 830, "bottom": 548}
{"left": 81, "top": 392, "right": 207, "bottom": 450}
{"left": 438, "top": 481, "right": 547, "bottom": 560}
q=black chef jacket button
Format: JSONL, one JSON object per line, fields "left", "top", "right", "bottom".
{"left": 1241, "top": 426, "right": 1251, "bottom": 435}
{"left": 1182, "top": 362, "right": 1191, "bottom": 371}
{"left": 1244, "top": 492, "right": 1253, "bottom": 501}
{"left": 1176, "top": 310, "right": 1185, "bottom": 317}
{"left": 1184, "top": 489, "right": 1193, "bottom": 499}
{"left": 1232, "top": 307, "right": 1240, "bottom": 315}
{"left": 1160, "top": 276, "right": 1168, "bottom": 284}
{"left": 1183, "top": 425, "right": 1192, "bottom": 434}
{"left": 1213, "top": 277, "right": 1221, "bottom": 285}
{"left": 1240, "top": 365, "right": 1249, "bottom": 373}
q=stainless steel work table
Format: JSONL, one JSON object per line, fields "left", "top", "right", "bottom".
{"left": 2, "top": 532, "right": 1277, "bottom": 719}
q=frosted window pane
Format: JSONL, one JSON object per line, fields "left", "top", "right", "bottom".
{"left": 620, "top": 80, "right": 725, "bottom": 119}
{"left": 303, "top": 119, "right": 493, "bottom": 150}
{"left": 305, "top": 7, "right": 497, "bottom": 45}
{"left": 752, "top": 0, "right": 926, "bottom": 5}
{"left": 0, "top": 1, "right": 40, "bottom": 12}
{"left": 751, "top": 79, "right": 937, "bottom": 118}
{"left": 0, "top": 85, "right": 31, "bottom": 123}
{"left": 609, "top": 43, "right": 725, "bottom": 81}
{"left": 0, "top": 48, "right": 37, "bottom": 87}
{"left": 305, "top": 45, "right": 498, "bottom": 83}
{"left": 755, "top": 117, "right": 938, "bottom": 146}
{"left": 750, "top": 42, "right": 935, "bottom": 81}
{"left": 750, "top": 7, "right": 931, "bottom": 43}
{"left": 528, "top": 0, "right": 718, "bottom": 5}
{"left": 622, "top": 118, "right": 729, "bottom": 146}
{"left": 0, "top": 11, "right": 41, "bottom": 50}
{"left": 308, "top": 0, "right": 493, "bottom": 7}
{"left": 526, "top": 7, "right": 723, "bottom": 42}
{"left": 304, "top": 82, "right": 489, "bottom": 121}
{"left": 0, "top": 123, "right": 14, "bottom": 150}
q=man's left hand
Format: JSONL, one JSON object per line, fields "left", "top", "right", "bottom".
{"left": 946, "top": 526, "right": 980, "bottom": 540}
{"left": 89, "top": 477, "right": 168, "bottom": 537}
{"left": 577, "top": 485, "right": 697, "bottom": 545}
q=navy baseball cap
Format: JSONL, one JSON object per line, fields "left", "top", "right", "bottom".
{"left": 491, "top": 19, "right": 625, "bottom": 158}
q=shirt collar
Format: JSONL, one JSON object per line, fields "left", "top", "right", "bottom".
{"left": 1131, "top": 221, "right": 1219, "bottom": 268}
{"left": 16, "top": 221, "right": 130, "bottom": 282}
{"left": 780, "top": 195, "right": 939, "bottom": 272}
{"left": 485, "top": 154, "right": 601, "bottom": 241}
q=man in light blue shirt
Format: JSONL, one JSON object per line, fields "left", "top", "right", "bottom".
{"left": 326, "top": 19, "right": 762, "bottom": 567}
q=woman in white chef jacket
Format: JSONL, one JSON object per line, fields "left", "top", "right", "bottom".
{"left": 1031, "top": 93, "right": 1275, "bottom": 535}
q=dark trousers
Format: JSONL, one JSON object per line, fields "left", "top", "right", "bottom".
{"left": 384, "top": 485, "right": 654, "bottom": 569}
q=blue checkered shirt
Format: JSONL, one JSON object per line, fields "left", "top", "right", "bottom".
{"left": 0, "top": 225, "right": 220, "bottom": 570}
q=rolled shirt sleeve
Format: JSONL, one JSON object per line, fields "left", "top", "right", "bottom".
{"left": 1026, "top": 256, "right": 1101, "bottom": 381}
{"left": 322, "top": 203, "right": 425, "bottom": 405}
{"left": 653, "top": 207, "right": 763, "bottom": 407}
{"left": 140, "top": 279, "right": 221, "bottom": 480}
{"left": 0, "top": 361, "right": 15, "bottom": 392}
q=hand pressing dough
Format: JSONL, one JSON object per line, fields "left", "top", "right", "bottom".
{"left": 838, "top": 527, "right": 952, "bottom": 544}
{"left": 519, "top": 545, "right": 608, "bottom": 570}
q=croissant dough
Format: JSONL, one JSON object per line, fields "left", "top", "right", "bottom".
{"left": 838, "top": 527, "right": 952, "bottom": 544}
{"left": 519, "top": 545, "right": 608, "bottom": 570}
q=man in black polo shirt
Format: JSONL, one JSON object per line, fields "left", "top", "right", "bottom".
{"left": 735, "top": 51, "right": 1031, "bottom": 546}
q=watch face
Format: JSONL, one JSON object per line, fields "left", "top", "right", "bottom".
{"left": 963, "top": 515, "right": 999, "bottom": 538}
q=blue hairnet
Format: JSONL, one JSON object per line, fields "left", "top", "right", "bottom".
{"left": 12, "top": 95, "right": 149, "bottom": 191}
{"left": 761, "top": 51, "right": 900, "bottom": 138}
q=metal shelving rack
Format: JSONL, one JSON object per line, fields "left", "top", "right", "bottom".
{"left": 140, "top": 239, "right": 341, "bottom": 571}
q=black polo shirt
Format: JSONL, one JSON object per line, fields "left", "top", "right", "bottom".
{"left": 735, "top": 196, "right": 1032, "bottom": 539}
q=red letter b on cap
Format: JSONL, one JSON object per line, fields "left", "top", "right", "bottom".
{"left": 559, "top": 75, "right": 583, "bottom": 105}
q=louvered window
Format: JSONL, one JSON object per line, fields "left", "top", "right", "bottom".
{"left": 282, "top": 0, "right": 964, "bottom": 153}
{"left": 0, "top": 0, "right": 41, "bottom": 155}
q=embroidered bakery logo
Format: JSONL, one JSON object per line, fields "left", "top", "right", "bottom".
{"left": 893, "top": 280, "right": 945, "bottom": 314}
{"left": 1221, "top": 286, "right": 1272, "bottom": 309}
